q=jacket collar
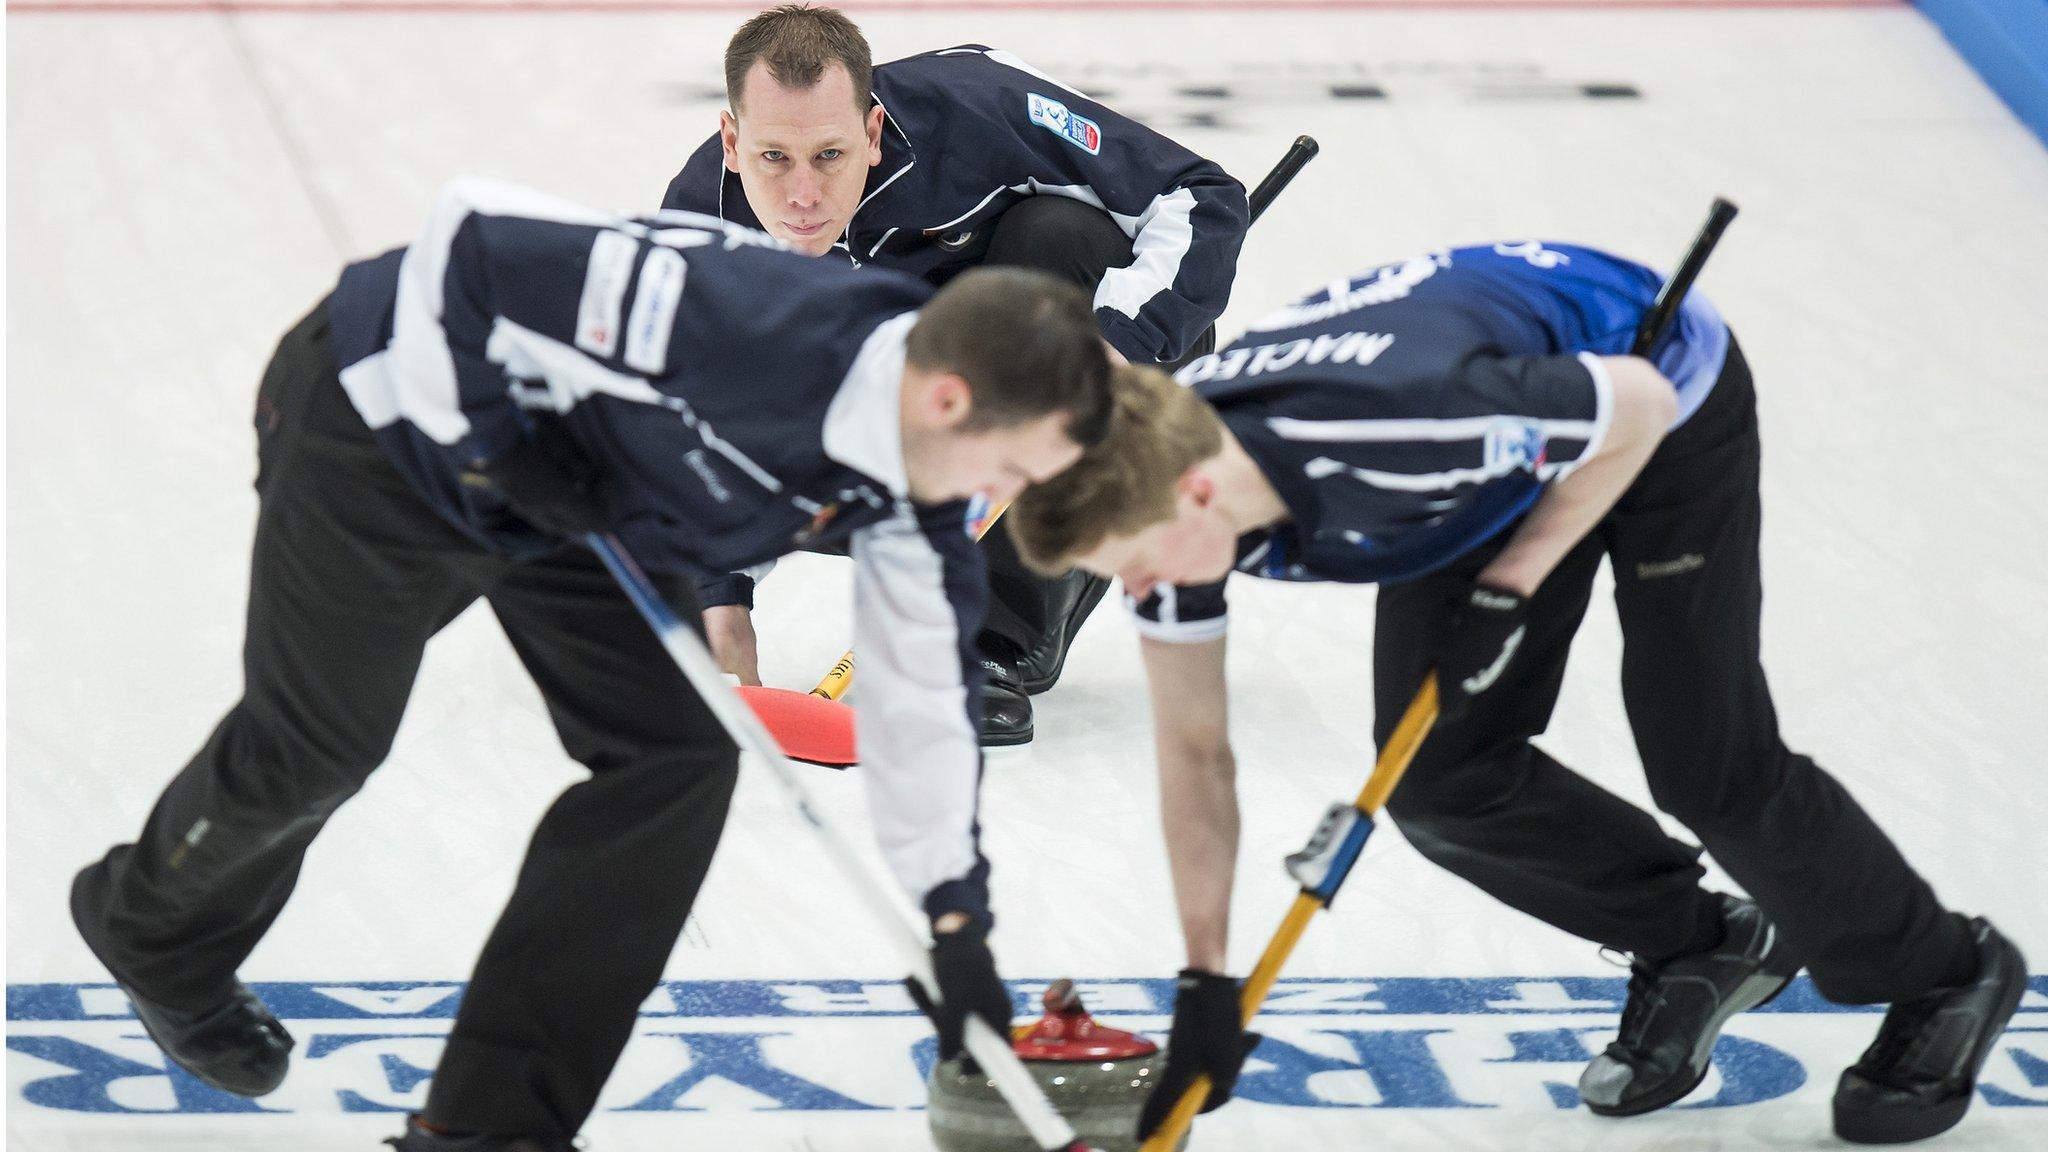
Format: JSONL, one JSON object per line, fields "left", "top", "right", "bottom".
{"left": 823, "top": 310, "right": 918, "bottom": 496}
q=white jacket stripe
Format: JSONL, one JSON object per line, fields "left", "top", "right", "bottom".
{"left": 851, "top": 513, "right": 983, "bottom": 906}
{"left": 370, "top": 177, "right": 627, "bottom": 445}
{"left": 1094, "top": 187, "right": 1197, "bottom": 321}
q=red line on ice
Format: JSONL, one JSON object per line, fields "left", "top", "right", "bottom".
{"left": 5, "top": 0, "right": 1911, "bottom": 17}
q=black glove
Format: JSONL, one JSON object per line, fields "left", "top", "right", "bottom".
{"left": 1136, "top": 969, "right": 1262, "bottom": 1141}
{"left": 906, "top": 927, "right": 1013, "bottom": 1063}
{"left": 1435, "top": 582, "right": 1531, "bottom": 723}
{"left": 464, "top": 420, "right": 613, "bottom": 539}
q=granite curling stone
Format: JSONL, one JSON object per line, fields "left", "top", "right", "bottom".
{"left": 928, "top": 978, "right": 1188, "bottom": 1152}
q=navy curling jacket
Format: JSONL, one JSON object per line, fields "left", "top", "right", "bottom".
{"left": 663, "top": 44, "right": 1250, "bottom": 367}
{"left": 1133, "top": 240, "right": 1731, "bottom": 644}
{"left": 328, "top": 177, "right": 996, "bottom": 928}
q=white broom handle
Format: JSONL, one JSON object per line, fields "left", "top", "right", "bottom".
{"left": 587, "top": 533, "right": 1082, "bottom": 1152}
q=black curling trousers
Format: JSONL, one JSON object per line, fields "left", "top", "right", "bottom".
{"left": 976, "top": 195, "right": 1215, "bottom": 684}
{"left": 1371, "top": 338, "right": 1976, "bottom": 1005}
{"left": 70, "top": 300, "right": 740, "bottom": 1137}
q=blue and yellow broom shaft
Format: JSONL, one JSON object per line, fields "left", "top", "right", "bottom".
{"left": 1139, "top": 674, "right": 1440, "bottom": 1152}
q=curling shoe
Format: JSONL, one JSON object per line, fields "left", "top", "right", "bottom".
{"left": 384, "top": 1115, "right": 579, "bottom": 1152}
{"left": 1580, "top": 894, "right": 1800, "bottom": 1116}
{"left": 70, "top": 869, "right": 293, "bottom": 1097}
{"left": 1017, "top": 570, "right": 1112, "bottom": 695}
{"left": 1833, "top": 917, "right": 2025, "bottom": 1144}
{"left": 979, "top": 656, "right": 1033, "bottom": 747}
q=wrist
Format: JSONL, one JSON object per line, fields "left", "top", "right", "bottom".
{"left": 1472, "top": 566, "right": 1540, "bottom": 600}
{"left": 1184, "top": 937, "right": 1229, "bottom": 974}
{"left": 1175, "top": 968, "right": 1240, "bottom": 1006}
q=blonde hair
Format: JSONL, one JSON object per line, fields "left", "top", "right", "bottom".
{"left": 1008, "top": 364, "right": 1226, "bottom": 576}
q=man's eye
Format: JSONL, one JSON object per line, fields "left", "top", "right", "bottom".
{"left": 762, "top": 151, "right": 786, "bottom": 163}
{"left": 818, "top": 149, "right": 842, "bottom": 162}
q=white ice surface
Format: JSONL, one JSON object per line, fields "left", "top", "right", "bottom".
{"left": 7, "top": 4, "right": 2048, "bottom": 1150}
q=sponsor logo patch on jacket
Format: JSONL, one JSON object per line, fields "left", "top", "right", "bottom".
{"left": 1483, "top": 419, "right": 1548, "bottom": 473}
{"left": 1027, "top": 92, "right": 1101, "bottom": 155}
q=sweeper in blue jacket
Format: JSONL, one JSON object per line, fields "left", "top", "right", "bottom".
{"left": 1010, "top": 240, "right": 2026, "bottom": 1147}
{"left": 70, "top": 177, "right": 1116, "bottom": 1152}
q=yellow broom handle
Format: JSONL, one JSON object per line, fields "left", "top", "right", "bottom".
{"left": 1138, "top": 675, "right": 1440, "bottom": 1152}
{"left": 809, "top": 652, "right": 857, "bottom": 701}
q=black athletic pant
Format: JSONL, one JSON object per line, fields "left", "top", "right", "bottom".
{"left": 975, "top": 195, "right": 1216, "bottom": 683}
{"left": 70, "top": 300, "right": 740, "bottom": 1136}
{"left": 1371, "top": 338, "right": 1975, "bottom": 1005}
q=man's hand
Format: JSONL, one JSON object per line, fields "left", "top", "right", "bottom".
{"left": 465, "top": 424, "right": 613, "bottom": 539}
{"left": 906, "top": 921, "right": 1013, "bottom": 1062}
{"left": 1136, "top": 969, "right": 1261, "bottom": 1139}
{"left": 1435, "top": 582, "right": 1530, "bottom": 722}
{"left": 703, "top": 604, "right": 763, "bottom": 686}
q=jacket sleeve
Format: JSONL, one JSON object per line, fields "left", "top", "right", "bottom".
{"left": 938, "top": 47, "right": 1250, "bottom": 364}
{"left": 693, "top": 562, "right": 776, "bottom": 611}
{"left": 358, "top": 177, "right": 781, "bottom": 556}
{"left": 1128, "top": 578, "right": 1230, "bottom": 644}
{"left": 848, "top": 499, "right": 994, "bottom": 929}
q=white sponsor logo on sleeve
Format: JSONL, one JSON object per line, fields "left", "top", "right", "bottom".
{"left": 575, "top": 230, "right": 638, "bottom": 358}
{"left": 1026, "top": 92, "right": 1102, "bottom": 155}
{"left": 624, "top": 246, "right": 687, "bottom": 375}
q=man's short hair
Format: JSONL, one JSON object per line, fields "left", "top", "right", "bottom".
{"left": 725, "top": 5, "right": 873, "bottom": 115}
{"left": 1007, "top": 366, "right": 1225, "bottom": 575}
{"left": 906, "top": 266, "right": 1114, "bottom": 448}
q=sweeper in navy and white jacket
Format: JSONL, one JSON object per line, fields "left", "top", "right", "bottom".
{"left": 69, "top": 177, "right": 1113, "bottom": 1152}
{"left": 1009, "top": 241, "right": 2025, "bottom": 1148}
{"left": 663, "top": 5, "right": 1252, "bottom": 745}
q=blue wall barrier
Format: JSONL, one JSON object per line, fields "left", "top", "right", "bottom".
{"left": 1918, "top": 0, "right": 2048, "bottom": 150}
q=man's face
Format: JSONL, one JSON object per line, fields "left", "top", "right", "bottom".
{"left": 1072, "top": 477, "right": 1239, "bottom": 599}
{"left": 721, "top": 59, "right": 884, "bottom": 256}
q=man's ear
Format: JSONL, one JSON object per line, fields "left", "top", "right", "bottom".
{"left": 1178, "top": 466, "right": 1217, "bottom": 509}
{"left": 720, "top": 111, "right": 742, "bottom": 173}
{"left": 919, "top": 372, "right": 974, "bottom": 429}
{"left": 865, "top": 103, "right": 886, "bottom": 166}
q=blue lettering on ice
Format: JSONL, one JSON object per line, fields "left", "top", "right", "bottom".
{"left": 11, "top": 977, "right": 2044, "bottom": 1021}
{"left": 1480, "top": 1027, "right": 1803, "bottom": 1109}
{"left": 1677, "top": 1035, "right": 1806, "bottom": 1109}
{"left": 5, "top": 1035, "right": 282, "bottom": 1114}
{"left": 1488, "top": 1027, "right": 1604, "bottom": 1109}
{"left": 909, "top": 1034, "right": 940, "bottom": 1086}
{"left": 1979, "top": 1028, "right": 2048, "bottom": 1107}
{"left": 8, "top": 979, "right": 2043, "bottom": 1116}
{"left": 304, "top": 1033, "right": 441, "bottom": 1112}
{"left": 624, "top": 1033, "right": 883, "bottom": 1111}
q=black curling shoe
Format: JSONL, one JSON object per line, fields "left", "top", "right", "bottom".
{"left": 1579, "top": 894, "right": 1801, "bottom": 1116}
{"left": 1017, "top": 570, "right": 1112, "bottom": 695}
{"left": 130, "top": 983, "right": 294, "bottom": 1098}
{"left": 70, "top": 870, "right": 293, "bottom": 1097}
{"left": 384, "top": 1115, "right": 578, "bottom": 1151}
{"left": 1833, "top": 917, "right": 2026, "bottom": 1145}
{"left": 978, "top": 657, "right": 1034, "bottom": 747}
